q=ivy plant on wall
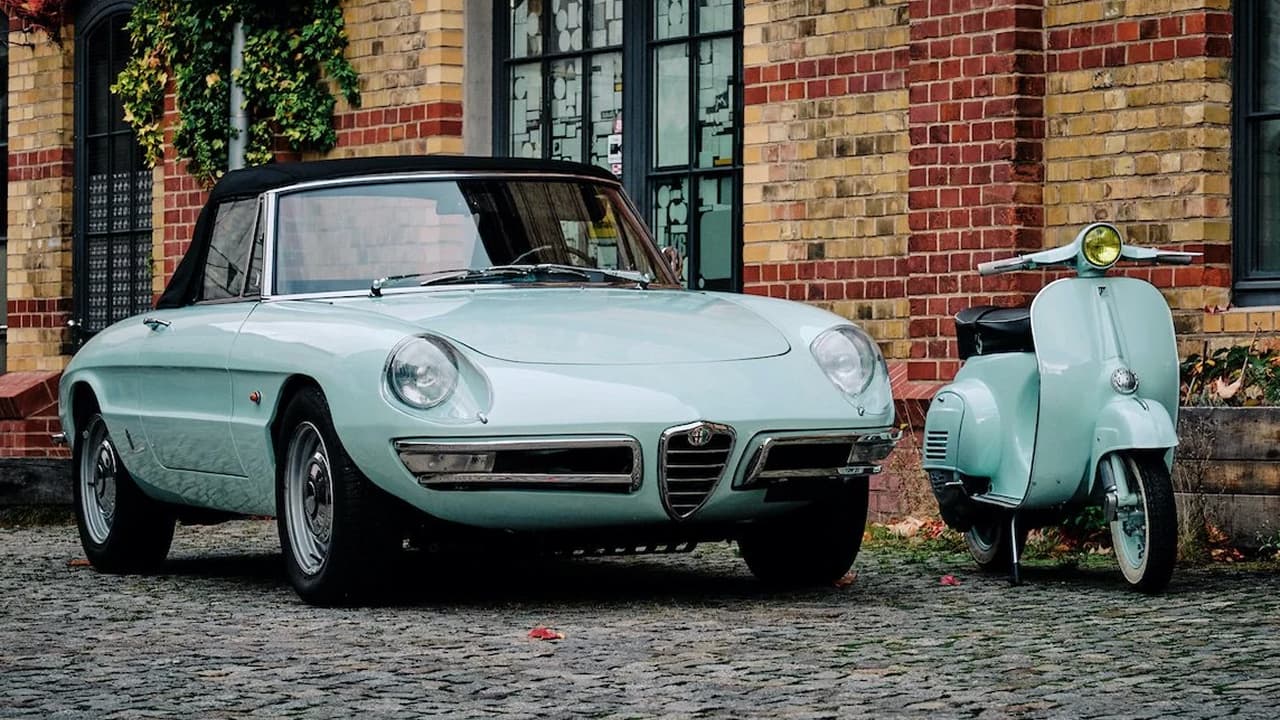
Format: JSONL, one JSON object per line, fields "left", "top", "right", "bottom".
{"left": 113, "top": 0, "right": 360, "bottom": 185}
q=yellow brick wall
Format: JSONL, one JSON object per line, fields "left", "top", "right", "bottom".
{"left": 5, "top": 27, "right": 75, "bottom": 372}
{"left": 314, "top": 0, "right": 465, "bottom": 158}
{"left": 742, "top": 0, "right": 912, "bottom": 358}
{"left": 1043, "top": 0, "right": 1232, "bottom": 359}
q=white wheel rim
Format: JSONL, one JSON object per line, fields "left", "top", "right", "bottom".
{"left": 78, "top": 417, "right": 117, "bottom": 545}
{"left": 1111, "top": 456, "right": 1149, "bottom": 582}
{"left": 285, "top": 422, "right": 334, "bottom": 576}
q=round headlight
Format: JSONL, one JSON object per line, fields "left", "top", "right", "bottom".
{"left": 1082, "top": 224, "right": 1122, "bottom": 268}
{"left": 811, "top": 326, "right": 880, "bottom": 397}
{"left": 386, "top": 336, "right": 460, "bottom": 409}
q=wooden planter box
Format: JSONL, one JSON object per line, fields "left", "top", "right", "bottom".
{"left": 1176, "top": 407, "right": 1280, "bottom": 546}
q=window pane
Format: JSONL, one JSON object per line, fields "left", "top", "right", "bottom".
{"left": 510, "top": 0, "right": 541, "bottom": 58}
{"left": 700, "top": 0, "right": 734, "bottom": 33}
{"left": 1257, "top": 119, "right": 1280, "bottom": 272}
{"left": 549, "top": 57, "right": 583, "bottom": 162}
{"left": 203, "top": 199, "right": 257, "bottom": 300}
{"left": 696, "top": 175, "right": 734, "bottom": 290}
{"left": 551, "top": 0, "right": 584, "bottom": 53}
{"left": 591, "top": 0, "right": 622, "bottom": 47}
{"left": 510, "top": 62, "right": 543, "bottom": 158}
{"left": 697, "top": 37, "right": 735, "bottom": 168}
{"left": 1261, "top": 1, "right": 1280, "bottom": 110}
{"left": 652, "top": 176, "right": 690, "bottom": 284}
{"left": 655, "top": 0, "right": 689, "bottom": 40}
{"left": 653, "top": 43, "right": 689, "bottom": 168}
{"left": 590, "top": 52, "right": 623, "bottom": 170}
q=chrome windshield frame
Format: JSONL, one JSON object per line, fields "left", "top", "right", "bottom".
{"left": 259, "top": 170, "right": 679, "bottom": 302}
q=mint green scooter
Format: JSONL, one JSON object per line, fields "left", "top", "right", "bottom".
{"left": 923, "top": 223, "right": 1196, "bottom": 592}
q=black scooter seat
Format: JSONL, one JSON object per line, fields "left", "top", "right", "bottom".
{"left": 955, "top": 305, "right": 1033, "bottom": 359}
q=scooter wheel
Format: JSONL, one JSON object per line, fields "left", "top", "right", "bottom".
{"left": 965, "top": 519, "right": 1027, "bottom": 573}
{"left": 1109, "top": 452, "right": 1177, "bottom": 593}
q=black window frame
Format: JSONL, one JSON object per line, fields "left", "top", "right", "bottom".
{"left": 492, "top": 1, "right": 743, "bottom": 292}
{"left": 1233, "top": 0, "right": 1280, "bottom": 305}
{"left": 73, "top": 0, "right": 153, "bottom": 340}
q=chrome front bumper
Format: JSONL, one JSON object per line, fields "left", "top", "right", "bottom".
{"left": 394, "top": 436, "right": 642, "bottom": 492}
{"left": 394, "top": 426, "right": 900, "bottom": 494}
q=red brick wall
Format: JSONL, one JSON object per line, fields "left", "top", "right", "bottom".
{"left": 905, "top": 0, "right": 1046, "bottom": 382}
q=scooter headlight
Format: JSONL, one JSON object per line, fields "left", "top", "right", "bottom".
{"left": 386, "top": 335, "right": 460, "bottom": 409}
{"left": 812, "top": 326, "right": 882, "bottom": 397}
{"left": 1082, "top": 224, "right": 1122, "bottom": 268}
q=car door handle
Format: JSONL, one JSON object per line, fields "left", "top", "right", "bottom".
{"left": 143, "top": 317, "right": 171, "bottom": 330}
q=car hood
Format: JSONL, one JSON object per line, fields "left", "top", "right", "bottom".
{"left": 330, "top": 288, "right": 792, "bottom": 364}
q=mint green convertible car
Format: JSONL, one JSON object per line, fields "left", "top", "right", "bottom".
{"left": 59, "top": 156, "right": 898, "bottom": 604}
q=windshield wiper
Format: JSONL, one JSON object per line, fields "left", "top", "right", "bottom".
{"left": 590, "top": 268, "right": 653, "bottom": 289}
{"left": 371, "top": 267, "right": 532, "bottom": 296}
{"left": 372, "top": 263, "right": 645, "bottom": 296}
{"left": 419, "top": 264, "right": 596, "bottom": 288}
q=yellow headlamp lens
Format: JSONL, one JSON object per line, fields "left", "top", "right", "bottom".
{"left": 1082, "top": 225, "right": 1122, "bottom": 268}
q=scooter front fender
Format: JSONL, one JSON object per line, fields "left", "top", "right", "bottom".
{"left": 1088, "top": 396, "right": 1176, "bottom": 490}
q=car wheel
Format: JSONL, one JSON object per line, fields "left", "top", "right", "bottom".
{"left": 276, "top": 387, "right": 400, "bottom": 605}
{"left": 738, "top": 478, "right": 869, "bottom": 586}
{"left": 73, "top": 413, "right": 175, "bottom": 573}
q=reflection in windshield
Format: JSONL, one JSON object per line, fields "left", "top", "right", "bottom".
{"left": 273, "top": 178, "right": 674, "bottom": 295}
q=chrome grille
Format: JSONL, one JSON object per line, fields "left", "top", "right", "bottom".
{"left": 924, "top": 430, "right": 948, "bottom": 462}
{"left": 660, "top": 422, "right": 735, "bottom": 519}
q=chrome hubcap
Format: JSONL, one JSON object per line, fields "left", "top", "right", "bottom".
{"left": 1113, "top": 458, "right": 1149, "bottom": 575}
{"left": 285, "top": 422, "right": 333, "bottom": 576}
{"left": 78, "top": 418, "right": 117, "bottom": 545}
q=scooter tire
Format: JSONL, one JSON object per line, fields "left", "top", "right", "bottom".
{"left": 965, "top": 518, "right": 1027, "bottom": 573}
{"left": 1110, "top": 452, "right": 1176, "bottom": 593}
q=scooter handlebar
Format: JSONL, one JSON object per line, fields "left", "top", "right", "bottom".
{"left": 977, "top": 256, "right": 1027, "bottom": 275}
{"left": 1151, "top": 251, "right": 1196, "bottom": 265}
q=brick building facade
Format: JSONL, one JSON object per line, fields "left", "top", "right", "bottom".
{"left": 0, "top": 0, "right": 1263, "bottom": 514}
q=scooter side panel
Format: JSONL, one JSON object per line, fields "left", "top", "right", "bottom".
{"left": 925, "top": 353, "right": 1038, "bottom": 505}
{"left": 1029, "top": 277, "right": 1179, "bottom": 506}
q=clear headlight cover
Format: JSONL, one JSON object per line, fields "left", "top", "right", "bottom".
{"left": 811, "top": 326, "right": 881, "bottom": 397}
{"left": 386, "top": 336, "right": 460, "bottom": 409}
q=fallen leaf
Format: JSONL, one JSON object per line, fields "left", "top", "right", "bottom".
{"left": 1212, "top": 375, "right": 1244, "bottom": 400}
{"left": 67, "top": 558, "right": 90, "bottom": 568}
{"left": 528, "top": 626, "right": 565, "bottom": 641}
{"left": 884, "top": 517, "right": 926, "bottom": 538}
{"left": 939, "top": 574, "right": 961, "bottom": 586}
{"left": 833, "top": 571, "right": 857, "bottom": 588}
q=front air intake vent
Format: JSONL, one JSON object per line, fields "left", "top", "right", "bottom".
{"left": 659, "top": 422, "right": 735, "bottom": 520}
{"left": 924, "top": 430, "right": 949, "bottom": 462}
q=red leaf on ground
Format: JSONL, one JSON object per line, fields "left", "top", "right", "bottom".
{"left": 833, "top": 571, "right": 857, "bottom": 588}
{"left": 528, "top": 626, "right": 565, "bottom": 641}
{"left": 939, "top": 574, "right": 961, "bottom": 586}
{"left": 66, "top": 558, "right": 90, "bottom": 568}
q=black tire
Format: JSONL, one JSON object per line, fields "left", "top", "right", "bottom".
{"left": 1109, "top": 452, "right": 1177, "bottom": 593}
{"left": 738, "top": 479, "right": 868, "bottom": 586}
{"left": 965, "top": 517, "right": 1027, "bottom": 573}
{"left": 73, "top": 413, "right": 175, "bottom": 573}
{"left": 275, "top": 386, "right": 401, "bottom": 605}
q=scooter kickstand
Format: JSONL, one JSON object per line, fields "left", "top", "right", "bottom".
{"left": 1008, "top": 515, "right": 1022, "bottom": 586}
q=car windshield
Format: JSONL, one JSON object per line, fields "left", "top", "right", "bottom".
{"left": 272, "top": 177, "right": 676, "bottom": 295}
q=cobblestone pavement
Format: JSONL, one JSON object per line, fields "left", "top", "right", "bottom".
{"left": 2, "top": 520, "right": 1279, "bottom": 719}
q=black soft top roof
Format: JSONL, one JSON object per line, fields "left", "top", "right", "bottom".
{"left": 157, "top": 155, "right": 618, "bottom": 309}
